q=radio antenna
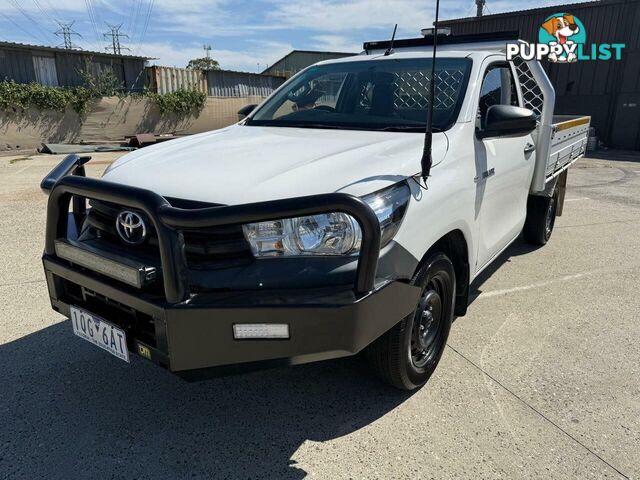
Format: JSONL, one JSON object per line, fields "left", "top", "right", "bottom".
{"left": 421, "top": 0, "right": 441, "bottom": 183}
{"left": 384, "top": 24, "right": 398, "bottom": 56}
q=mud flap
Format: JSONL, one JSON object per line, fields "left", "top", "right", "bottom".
{"left": 555, "top": 169, "right": 568, "bottom": 217}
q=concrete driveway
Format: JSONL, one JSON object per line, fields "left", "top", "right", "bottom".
{"left": 0, "top": 152, "right": 638, "bottom": 479}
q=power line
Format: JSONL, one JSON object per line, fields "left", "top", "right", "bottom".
{"left": 55, "top": 21, "right": 82, "bottom": 50}
{"left": 128, "top": 0, "right": 144, "bottom": 49}
{"left": 0, "top": 11, "right": 42, "bottom": 43}
{"left": 32, "top": 0, "right": 56, "bottom": 24}
{"left": 84, "top": 0, "right": 102, "bottom": 48}
{"left": 134, "top": 0, "right": 155, "bottom": 55}
{"left": 103, "top": 23, "right": 130, "bottom": 55}
{"left": 41, "top": 0, "right": 63, "bottom": 23}
{"left": 8, "top": 0, "right": 52, "bottom": 44}
{"left": 120, "top": 0, "right": 136, "bottom": 33}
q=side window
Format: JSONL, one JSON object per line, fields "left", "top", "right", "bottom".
{"left": 478, "top": 64, "right": 519, "bottom": 128}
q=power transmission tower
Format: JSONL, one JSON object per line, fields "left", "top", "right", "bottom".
{"left": 475, "top": 0, "right": 486, "bottom": 17}
{"left": 103, "top": 23, "right": 130, "bottom": 55}
{"left": 203, "top": 44, "right": 212, "bottom": 58}
{"left": 55, "top": 21, "right": 82, "bottom": 49}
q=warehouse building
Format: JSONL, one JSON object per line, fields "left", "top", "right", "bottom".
{"left": 440, "top": 0, "right": 640, "bottom": 150}
{"left": 262, "top": 50, "right": 357, "bottom": 78}
{"left": 0, "top": 41, "right": 149, "bottom": 91}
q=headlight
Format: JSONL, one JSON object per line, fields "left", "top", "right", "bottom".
{"left": 242, "top": 212, "right": 361, "bottom": 257}
{"left": 243, "top": 182, "right": 411, "bottom": 257}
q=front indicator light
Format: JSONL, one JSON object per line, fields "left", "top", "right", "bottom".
{"left": 233, "top": 323, "right": 290, "bottom": 340}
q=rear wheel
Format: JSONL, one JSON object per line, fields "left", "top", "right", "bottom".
{"left": 523, "top": 188, "right": 558, "bottom": 246}
{"left": 366, "top": 252, "right": 455, "bottom": 390}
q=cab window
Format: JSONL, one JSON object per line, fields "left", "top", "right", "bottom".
{"left": 478, "top": 64, "right": 519, "bottom": 128}
{"left": 248, "top": 58, "right": 472, "bottom": 132}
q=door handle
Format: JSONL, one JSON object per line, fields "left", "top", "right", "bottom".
{"left": 474, "top": 168, "right": 495, "bottom": 183}
{"left": 524, "top": 142, "right": 536, "bottom": 154}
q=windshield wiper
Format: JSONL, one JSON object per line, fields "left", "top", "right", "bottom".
{"left": 266, "top": 123, "right": 372, "bottom": 131}
{"left": 378, "top": 126, "right": 443, "bottom": 133}
{"left": 247, "top": 122, "right": 443, "bottom": 133}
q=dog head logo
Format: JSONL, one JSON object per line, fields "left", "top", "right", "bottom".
{"left": 539, "top": 13, "right": 587, "bottom": 63}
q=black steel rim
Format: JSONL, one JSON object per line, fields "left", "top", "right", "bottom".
{"left": 410, "top": 277, "right": 445, "bottom": 369}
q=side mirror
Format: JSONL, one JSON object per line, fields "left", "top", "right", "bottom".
{"left": 477, "top": 105, "right": 537, "bottom": 139}
{"left": 237, "top": 104, "right": 258, "bottom": 121}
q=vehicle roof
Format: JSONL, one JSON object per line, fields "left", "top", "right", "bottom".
{"left": 311, "top": 48, "right": 501, "bottom": 68}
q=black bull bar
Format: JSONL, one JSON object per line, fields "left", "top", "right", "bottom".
{"left": 42, "top": 155, "right": 382, "bottom": 303}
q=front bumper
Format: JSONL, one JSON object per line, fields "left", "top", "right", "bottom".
{"left": 41, "top": 155, "right": 421, "bottom": 374}
{"left": 44, "top": 255, "right": 420, "bottom": 373}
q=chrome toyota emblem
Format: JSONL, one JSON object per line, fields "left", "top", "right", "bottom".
{"left": 116, "top": 211, "right": 147, "bottom": 245}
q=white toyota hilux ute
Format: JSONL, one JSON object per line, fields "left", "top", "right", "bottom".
{"left": 41, "top": 32, "right": 590, "bottom": 390}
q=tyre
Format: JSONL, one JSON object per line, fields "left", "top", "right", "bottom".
{"left": 523, "top": 188, "right": 558, "bottom": 246}
{"left": 366, "top": 252, "right": 455, "bottom": 390}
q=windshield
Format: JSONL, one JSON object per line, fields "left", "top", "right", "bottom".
{"left": 247, "top": 57, "right": 471, "bottom": 132}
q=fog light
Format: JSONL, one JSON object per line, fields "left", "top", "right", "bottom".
{"left": 233, "top": 323, "right": 290, "bottom": 339}
{"left": 55, "top": 239, "right": 155, "bottom": 288}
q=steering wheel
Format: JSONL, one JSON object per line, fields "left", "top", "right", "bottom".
{"left": 314, "top": 105, "right": 335, "bottom": 112}
{"left": 286, "top": 83, "right": 312, "bottom": 103}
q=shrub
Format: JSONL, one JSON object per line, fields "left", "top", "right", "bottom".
{"left": 0, "top": 80, "right": 206, "bottom": 117}
{"left": 149, "top": 88, "right": 207, "bottom": 115}
{"left": 0, "top": 80, "right": 92, "bottom": 114}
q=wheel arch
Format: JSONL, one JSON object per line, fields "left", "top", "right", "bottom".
{"left": 413, "top": 229, "right": 470, "bottom": 317}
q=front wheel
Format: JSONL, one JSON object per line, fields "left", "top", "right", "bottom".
{"left": 366, "top": 252, "right": 455, "bottom": 390}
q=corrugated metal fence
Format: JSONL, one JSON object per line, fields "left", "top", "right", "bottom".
{"left": 0, "top": 44, "right": 147, "bottom": 90}
{"left": 147, "top": 66, "right": 285, "bottom": 97}
{"left": 147, "top": 66, "right": 208, "bottom": 95}
{"left": 207, "top": 70, "right": 285, "bottom": 97}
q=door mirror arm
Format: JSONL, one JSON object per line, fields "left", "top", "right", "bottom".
{"left": 237, "top": 104, "right": 258, "bottom": 121}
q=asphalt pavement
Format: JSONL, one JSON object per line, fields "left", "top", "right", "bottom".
{"left": 0, "top": 151, "right": 638, "bottom": 479}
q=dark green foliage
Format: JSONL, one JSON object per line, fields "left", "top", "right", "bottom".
{"left": 0, "top": 80, "right": 95, "bottom": 114}
{"left": 186, "top": 57, "right": 221, "bottom": 71}
{"left": 0, "top": 80, "right": 207, "bottom": 117}
{"left": 148, "top": 88, "right": 207, "bottom": 115}
{"left": 77, "top": 62, "right": 124, "bottom": 97}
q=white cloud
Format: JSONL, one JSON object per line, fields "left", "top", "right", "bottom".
{"left": 265, "top": 0, "right": 451, "bottom": 33}
{"left": 141, "top": 39, "right": 293, "bottom": 72}
{"left": 311, "top": 35, "right": 360, "bottom": 52}
{"left": 0, "top": 0, "right": 86, "bottom": 14}
{"left": 265, "top": 0, "right": 595, "bottom": 34}
{"left": 0, "top": 0, "right": 599, "bottom": 69}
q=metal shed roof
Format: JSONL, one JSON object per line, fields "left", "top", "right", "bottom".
{"left": 261, "top": 50, "right": 357, "bottom": 74}
{"left": 0, "top": 40, "right": 153, "bottom": 60}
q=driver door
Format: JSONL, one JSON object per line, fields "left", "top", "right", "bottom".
{"left": 474, "top": 62, "right": 536, "bottom": 271}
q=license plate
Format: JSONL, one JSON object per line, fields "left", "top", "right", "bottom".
{"left": 70, "top": 306, "right": 129, "bottom": 362}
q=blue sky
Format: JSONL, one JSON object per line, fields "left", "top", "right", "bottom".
{"left": 0, "top": 0, "right": 585, "bottom": 72}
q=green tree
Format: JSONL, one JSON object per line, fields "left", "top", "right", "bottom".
{"left": 186, "top": 57, "right": 221, "bottom": 71}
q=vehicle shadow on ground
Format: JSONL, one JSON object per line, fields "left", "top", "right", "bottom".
{"left": 0, "top": 323, "right": 413, "bottom": 480}
{"left": 467, "top": 237, "right": 540, "bottom": 305}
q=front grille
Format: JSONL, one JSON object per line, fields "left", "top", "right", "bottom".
{"left": 85, "top": 198, "right": 254, "bottom": 271}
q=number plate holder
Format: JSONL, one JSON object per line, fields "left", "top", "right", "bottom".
{"left": 70, "top": 306, "right": 130, "bottom": 362}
